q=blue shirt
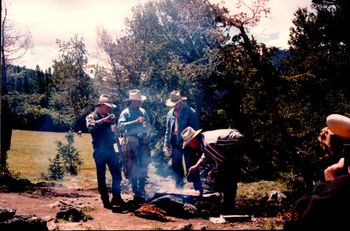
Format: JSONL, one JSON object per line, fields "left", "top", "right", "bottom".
{"left": 164, "top": 104, "right": 200, "bottom": 147}
{"left": 117, "top": 106, "right": 151, "bottom": 136}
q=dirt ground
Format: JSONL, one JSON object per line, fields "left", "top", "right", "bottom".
{"left": 0, "top": 176, "right": 285, "bottom": 230}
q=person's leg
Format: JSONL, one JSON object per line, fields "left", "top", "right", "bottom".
{"left": 138, "top": 143, "right": 150, "bottom": 197}
{"left": 222, "top": 179, "right": 238, "bottom": 214}
{"left": 171, "top": 146, "right": 185, "bottom": 188}
{"left": 184, "top": 148, "right": 203, "bottom": 194}
{"left": 106, "top": 150, "right": 123, "bottom": 204}
{"left": 222, "top": 151, "right": 241, "bottom": 214}
{"left": 127, "top": 137, "right": 140, "bottom": 196}
{"left": 93, "top": 149, "right": 110, "bottom": 207}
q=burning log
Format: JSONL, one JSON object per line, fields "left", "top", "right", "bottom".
{"left": 149, "top": 194, "right": 199, "bottom": 218}
{"left": 149, "top": 194, "right": 188, "bottom": 217}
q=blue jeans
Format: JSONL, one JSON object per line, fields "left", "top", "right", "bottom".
{"left": 126, "top": 136, "right": 150, "bottom": 197}
{"left": 93, "top": 145, "right": 122, "bottom": 202}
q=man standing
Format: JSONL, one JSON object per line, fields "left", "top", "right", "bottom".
{"left": 117, "top": 89, "right": 151, "bottom": 200}
{"left": 182, "top": 126, "right": 244, "bottom": 214}
{"left": 163, "top": 91, "right": 203, "bottom": 195}
{"left": 86, "top": 94, "right": 124, "bottom": 209}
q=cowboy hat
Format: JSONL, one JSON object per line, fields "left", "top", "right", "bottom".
{"left": 97, "top": 94, "right": 116, "bottom": 108}
{"left": 326, "top": 114, "right": 350, "bottom": 139}
{"left": 128, "top": 89, "right": 147, "bottom": 101}
{"left": 181, "top": 126, "right": 202, "bottom": 149}
{"left": 165, "top": 90, "right": 187, "bottom": 107}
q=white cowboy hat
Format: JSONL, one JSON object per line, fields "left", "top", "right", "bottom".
{"left": 326, "top": 114, "right": 350, "bottom": 139}
{"left": 165, "top": 90, "right": 187, "bottom": 107}
{"left": 98, "top": 94, "right": 116, "bottom": 108}
{"left": 181, "top": 126, "right": 202, "bottom": 149}
{"left": 128, "top": 89, "right": 147, "bottom": 101}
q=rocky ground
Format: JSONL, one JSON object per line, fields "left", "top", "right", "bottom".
{"left": 0, "top": 174, "right": 286, "bottom": 230}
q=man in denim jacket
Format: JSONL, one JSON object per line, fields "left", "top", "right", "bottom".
{"left": 117, "top": 89, "right": 151, "bottom": 201}
{"left": 163, "top": 91, "right": 203, "bottom": 195}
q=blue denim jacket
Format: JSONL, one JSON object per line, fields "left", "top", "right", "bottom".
{"left": 163, "top": 104, "right": 200, "bottom": 147}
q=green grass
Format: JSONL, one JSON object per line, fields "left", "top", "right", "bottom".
{"left": 7, "top": 130, "right": 97, "bottom": 182}
{"left": 7, "top": 130, "right": 289, "bottom": 200}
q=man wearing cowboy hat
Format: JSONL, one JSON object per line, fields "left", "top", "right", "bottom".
{"left": 117, "top": 89, "right": 151, "bottom": 200}
{"left": 86, "top": 94, "right": 125, "bottom": 209}
{"left": 182, "top": 126, "right": 244, "bottom": 214}
{"left": 163, "top": 90, "right": 203, "bottom": 194}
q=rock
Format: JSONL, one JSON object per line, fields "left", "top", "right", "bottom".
{"left": 175, "top": 223, "right": 193, "bottom": 230}
{"left": 55, "top": 208, "right": 90, "bottom": 222}
{"left": 0, "top": 214, "right": 48, "bottom": 231}
{"left": 268, "top": 190, "right": 287, "bottom": 205}
{"left": 0, "top": 208, "right": 16, "bottom": 222}
{"left": 183, "top": 203, "right": 198, "bottom": 217}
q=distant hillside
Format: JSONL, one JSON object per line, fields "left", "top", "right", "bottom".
{"left": 272, "top": 49, "right": 290, "bottom": 72}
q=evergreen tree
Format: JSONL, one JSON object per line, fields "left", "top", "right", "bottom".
{"left": 55, "top": 131, "right": 83, "bottom": 176}
{"left": 47, "top": 153, "right": 65, "bottom": 180}
{"left": 50, "top": 35, "right": 96, "bottom": 129}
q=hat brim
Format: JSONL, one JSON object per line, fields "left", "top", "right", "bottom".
{"left": 165, "top": 97, "right": 187, "bottom": 107}
{"left": 128, "top": 95, "right": 147, "bottom": 101}
{"left": 102, "top": 102, "right": 117, "bottom": 108}
{"left": 182, "top": 128, "right": 202, "bottom": 149}
{"left": 326, "top": 114, "right": 350, "bottom": 139}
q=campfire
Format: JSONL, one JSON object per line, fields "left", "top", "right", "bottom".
{"left": 129, "top": 175, "right": 223, "bottom": 221}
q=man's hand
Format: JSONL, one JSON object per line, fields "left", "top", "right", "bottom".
{"left": 163, "top": 146, "right": 171, "bottom": 157}
{"left": 207, "top": 170, "right": 215, "bottom": 180}
{"left": 102, "top": 114, "right": 115, "bottom": 123}
{"left": 324, "top": 158, "right": 345, "bottom": 181}
{"left": 228, "top": 131, "right": 237, "bottom": 140}
{"left": 188, "top": 165, "right": 199, "bottom": 176}
{"left": 135, "top": 116, "right": 145, "bottom": 123}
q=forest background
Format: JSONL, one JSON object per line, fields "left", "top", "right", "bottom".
{"left": 1, "top": 0, "right": 350, "bottom": 196}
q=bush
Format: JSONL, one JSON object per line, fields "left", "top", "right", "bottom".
{"left": 47, "top": 130, "right": 83, "bottom": 180}
{"left": 47, "top": 154, "right": 65, "bottom": 180}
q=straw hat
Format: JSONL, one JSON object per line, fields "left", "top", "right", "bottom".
{"left": 128, "top": 89, "right": 147, "bottom": 101}
{"left": 165, "top": 90, "right": 187, "bottom": 107}
{"left": 181, "top": 126, "right": 202, "bottom": 148}
{"left": 326, "top": 114, "right": 350, "bottom": 139}
{"left": 97, "top": 94, "right": 116, "bottom": 108}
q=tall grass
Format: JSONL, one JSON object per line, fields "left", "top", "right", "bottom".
{"left": 7, "top": 130, "right": 97, "bottom": 182}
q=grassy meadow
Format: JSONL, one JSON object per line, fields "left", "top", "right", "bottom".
{"left": 7, "top": 130, "right": 97, "bottom": 182}
{"left": 7, "top": 130, "right": 289, "bottom": 204}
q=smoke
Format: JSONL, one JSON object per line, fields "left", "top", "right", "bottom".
{"left": 145, "top": 163, "right": 203, "bottom": 199}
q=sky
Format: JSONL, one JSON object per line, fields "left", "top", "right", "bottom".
{"left": 5, "top": 0, "right": 311, "bottom": 71}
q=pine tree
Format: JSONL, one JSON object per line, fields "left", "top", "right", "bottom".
{"left": 55, "top": 130, "right": 83, "bottom": 176}
{"left": 47, "top": 153, "right": 65, "bottom": 180}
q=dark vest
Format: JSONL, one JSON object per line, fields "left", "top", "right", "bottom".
{"left": 90, "top": 111, "right": 115, "bottom": 149}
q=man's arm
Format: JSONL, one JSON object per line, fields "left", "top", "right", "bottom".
{"left": 117, "top": 109, "right": 143, "bottom": 131}
{"left": 188, "top": 153, "right": 207, "bottom": 174}
{"left": 86, "top": 113, "right": 115, "bottom": 132}
{"left": 163, "top": 111, "right": 172, "bottom": 150}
